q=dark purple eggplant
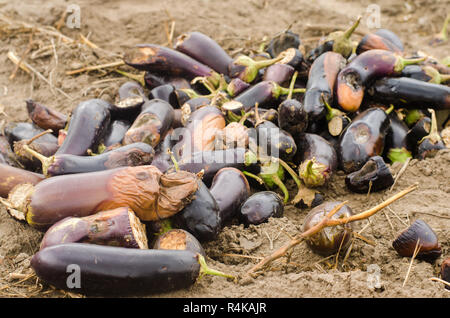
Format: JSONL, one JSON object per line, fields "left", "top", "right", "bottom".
{"left": 356, "top": 30, "right": 404, "bottom": 55}
{"left": 4, "top": 122, "right": 58, "bottom": 146}
{"left": 384, "top": 111, "right": 412, "bottom": 164}
{"left": 263, "top": 63, "right": 295, "bottom": 86}
{"left": 228, "top": 53, "right": 287, "bottom": 83}
{"left": 56, "top": 99, "right": 111, "bottom": 156}
{"left": 345, "top": 155, "right": 394, "bottom": 193}
{"left": 209, "top": 167, "right": 250, "bottom": 226}
{"left": 0, "top": 163, "right": 44, "bottom": 198}
{"left": 401, "top": 65, "right": 450, "bottom": 84}
{"left": 123, "top": 99, "right": 174, "bottom": 148}
{"left": 245, "top": 107, "right": 279, "bottom": 128}
{"left": 150, "top": 129, "right": 177, "bottom": 172}
{"left": 323, "top": 96, "right": 351, "bottom": 137}
{"left": 338, "top": 107, "right": 390, "bottom": 173}
{"left": 153, "top": 228, "right": 206, "bottom": 258}
{"left": 24, "top": 142, "right": 154, "bottom": 177}
{"left": 295, "top": 133, "right": 338, "bottom": 188}
{"left": 102, "top": 119, "right": 131, "bottom": 148}
{"left": 0, "top": 135, "right": 21, "bottom": 167}
{"left": 266, "top": 30, "right": 301, "bottom": 58}
{"left": 303, "top": 52, "right": 346, "bottom": 121}
{"left": 226, "top": 78, "right": 250, "bottom": 98}
{"left": 406, "top": 116, "right": 431, "bottom": 155}
{"left": 278, "top": 47, "right": 305, "bottom": 72}
{"left": 336, "top": 50, "right": 425, "bottom": 112}
{"left": 392, "top": 219, "right": 441, "bottom": 261}
{"left": 144, "top": 72, "right": 191, "bottom": 90}
{"left": 118, "top": 81, "right": 146, "bottom": 100}
{"left": 31, "top": 243, "right": 232, "bottom": 296}
{"left": 110, "top": 94, "right": 145, "bottom": 121}
{"left": 174, "top": 31, "right": 232, "bottom": 75}
{"left": 416, "top": 109, "right": 447, "bottom": 159}
{"left": 302, "top": 201, "right": 354, "bottom": 256}
{"left": 306, "top": 17, "right": 360, "bottom": 63}
{"left": 26, "top": 99, "right": 67, "bottom": 133}
{"left": 39, "top": 207, "right": 148, "bottom": 250}
{"left": 124, "top": 44, "right": 221, "bottom": 86}
{"left": 367, "top": 77, "right": 450, "bottom": 110}
{"left": 172, "top": 178, "right": 221, "bottom": 242}
{"left": 149, "top": 84, "right": 181, "bottom": 108}
{"left": 238, "top": 191, "right": 283, "bottom": 226}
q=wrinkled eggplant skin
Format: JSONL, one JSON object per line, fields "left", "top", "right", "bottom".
{"left": 123, "top": 99, "right": 174, "bottom": 148}
{"left": 47, "top": 142, "right": 155, "bottom": 176}
{"left": 294, "top": 133, "right": 338, "bottom": 173}
{"left": 263, "top": 63, "right": 295, "bottom": 86}
{"left": 5, "top": 122, "right": 58, "bottom": 146}
{"left": 56, "top": 99, "right": 111, "bottom": 156}
{"left": 266, "top": 30, "right": 301, "bottom": 59}
{"left": 338, "top": 107, "right": 390, "bottom": 173}
{"left": 277, "top": 99, "right": 308, "bottom": 136}
{"left": 304, "top": 52, "right": 346, "bottom": 120}
{"left": 150, "top": 130, "right": 177, "bottom": 173}
{"left": 0, "top": 163, "right": 44, "bottom": 198}
{"left": 392, "top": 220, "right": 442, "bottom": 261}
{"left": 172, "top": 180, "right": 221, "bottom": 242}
{"left": 103, "top": 120, "right": 132, "bottom": 148}
{"left": 175, "top": 31, "right": 232, "bottom": 76}
{"left": 239, "top": 191, "right": 284, "bottom": 226}
{"left": 149, "top": 84, "right": 181, "bottom": 108}
{"left": 368, "top": 77, "right": 450, "bottom": 110}
{"left": 26, "top": 100, "right": 67, "bottom": 133}
{"left": 153, "top": 228, "right": 206, "bottom": 258}
{"left": 144, "top": 72, "right": 191, "bottom": 90}
{"left": 345, "top": 156, "right": 394, "bottom": 193}
{"left": 31, "top": 244, "right": 200, "bottom": 296}
{"left": 209, "top": 167, "right": 250, "bottom": 226}
{"left": 373, "top": 29, "right": 404, "bottom": 51}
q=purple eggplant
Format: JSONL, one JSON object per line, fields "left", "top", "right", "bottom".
{"left": 26, "top": 99, "right": 67, "bottom": 133}
{"left": 102, "top": 119, "right": 132, "bottom": 148}
{"left": 149, "top": 84, "right": 182, "bottom": 108}
{"left": 123, "top": 99, "right": 174, "bottom": 148}
{"left": 239, "top": 191, "right": 283, "bottom": 226}
{"left": 345, "top": 155, "right": 394, "bottom": 193}
{"left": 56, "top": 99, "right": 111, "bottom": 156}
{"left": 384, "top": 111, "right": 412, "bottom": 164}
{"left": 0, "top": 163, "right": 44, "bottom": 198}
{"left": 278, "top": 47, "right": 305, "bottom": 72}
{"left": 416, "top": 109, "right": 447, "bottom": 159}
{"left": 401, "top": 65, "right": 450, "bottom": 84}
{"left": 0, "top": 135, "right": 21, "bottom": 167}
{"left": 266, "top": 30, "right": 301, "bottom": 58}
{"left": 209, "top": 167, "right": 250, "bottom": 226}
{"left": 226, "top": 78, "right": 250, "bottom": 97}
{"left": 263, "top": 63, "right": 295, "bottom": 86}
{"left": 144, "top": 72, "right": 191, "bottom": 90}
{"left": 13, "top": 139, "right": 59, "bottom": 172}
{"left": 153, "top": 228, "right": 206, "bottom": 258}
{"left": 228, "top": 53, "right": 287, "bottom": 83}
{"left": 406, "top": 116, "right": 431, "bottom": 155}
{"left": 338, "top": 107, "right": 390, "bottom": 173}
{"left": 4, "top": 122, "right": 58, "bottom": 146}
{"left": 150, "top": 129, "right": 177, "bottom": 172}
{"left": 39, "top": 207, "right": 149, "bottom": 250}
{"left": 174, "top": 31, "right": 232, "bottom": 75}
{"left": 356, "top": 29, "right": 404, "bottom": 55}
{"left": 336, "top": 50, "right": 425, "bottom": 112}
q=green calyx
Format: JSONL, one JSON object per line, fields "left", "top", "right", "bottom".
{"left": 328, "top": 16, "right": 361, "bottom": 58}
{"left": 394, "top": 55, "right": 427, "bottom": 73}
{"left": 234, "top": 54, "right": 284, "bottom": 83}
{"left": 404, "top": 109, "right": 424, "bottom": 127}
{"left": 387, "top": 148, "right": 412, "bottom": 164}
{"left": 299, "top": 158, "right": 327, "bottom": 188}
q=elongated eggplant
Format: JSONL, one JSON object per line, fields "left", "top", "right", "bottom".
{"left": 416, "top": 109, "right": 447, "bottom": 159}
{"left": 209, "top": 167, "right": 250, "bottom": 226}
{"left": 0, "top": 163, "right": 44, "bottom": 198}
{"left": 356, "top": 30, "right": 404, "bottom": 55}
{"left": 266, "top": 30, "right": 301, "bottom": 58}
{"left": 4, "top": 122, "right": 58, "bottom": 146}
{"left": 172, "top": 178, "right": 221, "bottom": 242}
{"left": 367, "top": 77, "right": 450, "bottom": 110}
{"left": 56, "top": 99, "right": 111, "bottom": 156}
{"left": 239, "top": 191, "right": 283, "bottom": 226}
{"left": 153, "top": 228, "right": 206, "bottom": 257}
{"left": 338, "top": 107, "right": 390, "bottom": 173}
{"left": 24, "top": 142, "right": 154, "bottom": 177}
{"left": 336, "top": 50, "right": 425, "bottom": 112}
{"left": 345, "top": 156, "right": 394, "bottom": 193}
{"left": 295, "top": 133, "right": 338, "bottom": 188}
{"left": 174, "top": 31, "right": 232, "bottom": 76}
{"left": 31, "top": 243, "right": 232, "bottom": 296}
{"left": 384, "top": 111, "right": 412, "bottom": 163}
{"left": 3, "top": 165, "right": 198, "bottom": 228}
{"left": 102, "top": 119, "right": 131, "bottom": 148}
{"left": 303, "top": 52, "right": 346, "bottom": 121}
{"left": 123, "top": 99, "right": 174, "bottom": 148}
{"left": 302, "top": 201, "right": 354, "bottom": 256}
{"left": 124, "top": 44, "right": 221, "bottom": 86}
{"left": 306, "top": 17, "right": 361, "bottom": 63}
{"left": 26, "top": 100, "right": 67, "bottom": 133}
{"left": 263, "top": 63, "right": 295, "bottom": 86}
{"left": 40, "top": 207, "right": 148, "bottom": 250}
{"left": 144, "top": 72, "right": 191, "bottom": 90}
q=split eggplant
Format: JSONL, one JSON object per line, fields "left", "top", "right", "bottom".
{"left": 345, "top": 155, "right": 394, "bottom": 193}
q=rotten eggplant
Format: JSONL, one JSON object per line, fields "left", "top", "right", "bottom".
{"left": 345, "top": 155, "right": 394, "bottom": 193}
{"left": 153, "top": 228, "right": 206, "bottom": 258}
{"left": 26, "top": 99, "right": 67, "bottom": 133}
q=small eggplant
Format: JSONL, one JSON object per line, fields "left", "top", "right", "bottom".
{"left": 102, "top": 119, "right": 132, "bottom": 148}
{"left": 263, "top": 63, "right": 295, "bottom": 86}
{"left": 356, "top": 29, "right": 404, "bottom": 55}
{"left": 153, "top": 228, "right": 206, "bottom": 258}
{"left": 31, "top": 243, "right": 232, "bottom": 296}
{"left": 123, "top": 99, "right": 174, "bottom": 148}
{"left": 209, "top": 167, "right": 250, "bottom": 226}
{"left": 266, "top": 30, "right": 301, "bottom": 58}
{"left": 345, "top": 156, "right": 394, "bottom": 193}
{"left": 306, "top": 17, "right": 361, "bottom": 63}
{"left": 392, "top": 219, "right": 442, "bottom": 261}
{"left": 174, "top": 31, "right": 232, "bottom": 76}
{"left": 39, "top": 207, "right": 148, "bottom": 250}
{"left": 441, "top": 258, "right": 450, "bottom": 290}
{"left": 238, "top": 191, "right": 284, "bottom": 226}
{"left": 384, "top": 111, "right": 412, "bottom": 164}
{"left": 172, "top": 178, "right": 221, "bottom": 242}
{"left": 56, "top": 99, "right": 111, "bottom": 156}
{"left": 124, "top": 44, "right": 221, "bottom": 87}
{"left": 338, "top": 107, "right": 390, "bottom": 173}
{"left": 302, "top": 201, "right": 354, "bottom": 256}
{"left": 144, "top": 72, "right": 191, "bottom": 90}
{"left": 367, "top": 77, "right": 450, "bottom": 110}
{"left": 416, "top": 109, "right": 447, "bottom": 159}
{"left": 228, "top": 53, "right": 286, "bottom": 83}
{"left": 336, "top": 50, "right": 425, "bottom": 112}
{"left": 303, "top": 52, "right": 346, "bottom": 121}
{"left": 24, "top": 142, "right": 155, "bottom": 177}
{"left": 4, "top": 122, "right": 58, "bottom": 146}
{"left": 26, "top": 99, "right": 67, "bottom": 133}
{"left": 0, "top": 163, "right": 44, "bottom": 198}
{"left": 295, "top": 133, "right": 338, "bottom": 188}
{"left": 3, "top": 165, "right": 198, "bottom": 228}
{"left": 226, "top": 78, "right": 250, "bottom": 98}
{"left": 277, "top": 47, "right": 305, "bottom": 72}
{"left": 406, "top": 116, "right": 431, "bottom": 155}
{"left": 117, "top": 81, "right": 146, "bottom": 100}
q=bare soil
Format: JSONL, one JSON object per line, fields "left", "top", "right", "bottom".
{"left": 0, "top": 0, "right": 449, "bottom": 298}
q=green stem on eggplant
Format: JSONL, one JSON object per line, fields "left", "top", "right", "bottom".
{"left": 286, "top": 71, "right": 299, "bottom": 100}
{"left": 22, "top": 144, "right": 53, "bottom": 177}
{"left": 197, "top": 254, "right": 235, "bottom": 280}
{"left": 322, "top": 93, "right": 344, "bottom": 122}
{"left": 404, "top": 109, "right": 423, "bottom": 127}
{"left": 393, "top": 56, "right": 427, "bottom": 73}
{"left": 420, "top": 108, "right": 441, "bottom": 144}
{"left": 343, "top": 16, "right": 362, "bottom": 40}
{"left": 238, "top": 110, "right": 255, "bottom": 125}
{"left": 385, "top": 104, "right": 395, "bottom": 115}
{"left": 271, "top": 173, "right": 289, "bottom": 203}
{"left": 242, "top": 170, "right": 265, "bottom": 185}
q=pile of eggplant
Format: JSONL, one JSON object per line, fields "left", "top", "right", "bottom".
{"left": 0, "top": 19, "right": 449, "bottom": 296}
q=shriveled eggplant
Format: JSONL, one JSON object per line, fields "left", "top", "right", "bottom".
{"left": 26, "top": 99, "right": 67, "bottom": 133}
{"left": 345, "top": 156, "right": 394, "bottom": 193}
